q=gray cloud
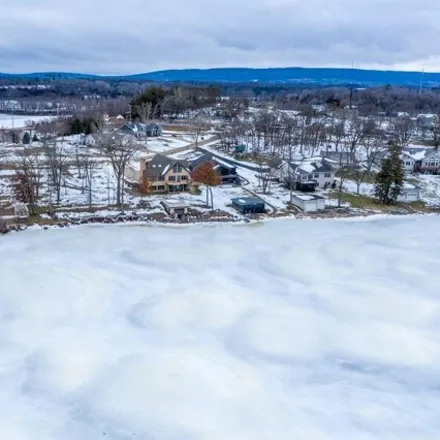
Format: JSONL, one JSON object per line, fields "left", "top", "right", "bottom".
{"left": 1, "top": 0, "right": 440, "bottom": 74}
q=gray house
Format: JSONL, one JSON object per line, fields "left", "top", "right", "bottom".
{"left": 188, "top": 153, "right": 240, "bottom": 185}
{"left": 119, "top": 122, "right": 162, "bottom": 138}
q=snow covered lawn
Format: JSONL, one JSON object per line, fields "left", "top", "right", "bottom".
{"left": 1, "top": 217, "right": 440, "bottom": 439}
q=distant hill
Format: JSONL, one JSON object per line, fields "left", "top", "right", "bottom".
{"left": 1, "top": 67, "right": 439, "bottom": 87}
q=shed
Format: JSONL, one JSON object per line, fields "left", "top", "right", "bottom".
{"left": 396, "top": 184, "right": 420, "bottom": 203}
{"left": 234, "top": 144, "right": 246, "bottom": 154}
{"left": 14, "top": 203, "right": 29, "bottom": 219}
{"left": 162, "top": 201, "right": 189, "bottom": 220}
{"left": 231, "top": 197, "right": 265, "bottom": 214}
{"left": 291, "top": 194, "right": 325, "bottom": 212}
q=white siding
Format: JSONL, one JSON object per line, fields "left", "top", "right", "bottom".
{"left": 397, "top": 189, "right": 420, "bottom": 202}
{"left": 314, "top": 172, "right": 335, "bottom": 188}
{"left": 291, "top": 195, "right": 325, "bottom": 212}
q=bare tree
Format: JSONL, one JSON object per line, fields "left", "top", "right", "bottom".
{"left": 428, "top": 115, "right": 440, "bottom": 150}
{"left": 393, "top": 117, "right": 416, "bottom": 149}
{"left": 345, "top": 116, "right": 367, "bottom": 154}
{"left": 45, "top": 141, "right": 69, "bottom": 204}
{"left": 258, "top": 157, "right": 280, "bottom": 194}
{"left": 188, "top": 111, "right": 208, "bottom": 148}
{"left": 330, "top": 117, "right": 346, "bottom": 151}
{"left": 103, "top": 136, "right": 138, "bottom": 208}
{"left": 12, "top": 150, "right": 43, "bottom": 215}
{"left": 82, "top": 155, "right": 100, "bottom": 208}
{"left": 336, "top": 154, "right": 352, "bottom": 208}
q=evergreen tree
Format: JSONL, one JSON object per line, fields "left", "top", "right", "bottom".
{"left": 374, "top": 143, "right": 404, "bottom": 204}
{"left": 22, "top": 132, "right": 31, "bottom": 144}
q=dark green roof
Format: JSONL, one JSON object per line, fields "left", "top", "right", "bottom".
{"left": 231, "top": 197, "right": 264, "bottom": 206}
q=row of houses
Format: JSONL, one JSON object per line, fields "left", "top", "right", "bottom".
{"left": 119, "top": 122, "right": 163, "bottom": 138}
{"left": 138, "top": 152, "right": 240, "bottom": 194}
{"left": 401, "top": 148, "right": 440, "bottom": 174}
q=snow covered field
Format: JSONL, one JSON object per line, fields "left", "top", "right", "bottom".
{"left": 0, "top": 113, "right": 55, "bottom": 129}
{"left": 1, "top": 217, "right": 440, "bottom": 439}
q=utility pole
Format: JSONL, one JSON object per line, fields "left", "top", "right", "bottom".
{"left": 418, "top": 69, "right": 425, "bottom": 96}
{"left": 349, "top": 62, "right": 355, "bottom": 108}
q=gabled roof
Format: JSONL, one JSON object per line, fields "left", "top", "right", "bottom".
{"left": 119, "top": 122, "right": 162, "bottom": 134}
{"left": 290, "top": 160, "right": 334, "bottom": 174}
{"left": 402, "top": 147, "right": 435, "bottom": 161}
{"left": 144, "top": 154, "right": 189, "bottom": 179}
{"left": 188, "top": 152, "right": 236, "bottom": 171}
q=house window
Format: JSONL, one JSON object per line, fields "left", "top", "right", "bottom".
{"left": 168, "top": 175, "right": 176, "bottom": 181}
{"left": 302, "top": 175, "right": 308, "bottom": 180}
{"left": 324, "top": 173, "right": 331, "bottom": 178}
{"left": 181, "top": 175, "right": 187, "bottom": 181}
{"left": 314, "top": 173, "right": 319, "bottom": 178}
{"left": 308, "top": 174, "right": 313, "bottom": 180}
{"left": 158, "top": 185, "right": 165, "bottom": 191}
{"left": 173, "top": 164, "right": 183, "bottom": 173}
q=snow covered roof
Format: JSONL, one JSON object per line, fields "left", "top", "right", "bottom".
{"left": 300, "top": 162, "right": 316, "bottom": 173}
{"left": 188, "top": 152, "right": 236, "bottom": 171}
{"left": 403, "top": 183, "right": 417, "bottom": 190}
{"left": 292, "top": 193, "right": 324, "bottom": 201}
{"left": 291, "top": 159, "right": 333, "bottom": 174}
{"left": 214, "top": 158, "right": 236, "bottom": 170}
{"left": 402, "top": 147, "right": 434, "bottom": 161}
{"left": 417, "top": 114, "right": 437, "bottom": 119}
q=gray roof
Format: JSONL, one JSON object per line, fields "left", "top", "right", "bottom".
{"left": 144, "top": 154, "right": 189, "bottom": 180}
{"left": 119, "top": 122, "right": 161, "bottom": 134}
{"left": 188, "top": 153, "right": 236, "bottom": 171}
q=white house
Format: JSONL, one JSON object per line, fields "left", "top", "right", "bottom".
{"left": 396, "top": 183, "right": 420, "bottom": 203}
{"left": 401, "top": 147, "right": 440, "bottom": 174}
{"left": 311, "top": 103, "right": 327, "bottom": 113}
{"left": 402, "top": 152, "right": 416, "bottom": 174}
{"left": 420, "top": 150, "right": 440, "bottom": 174}
{"left": 291, "top": 160, "right": 336, "bottom": 189}
{"left": 291, "top": 193, "right": 325, "bottom": 212}
{"left": 416, "top": 114, "right": 437, "bottom": 129}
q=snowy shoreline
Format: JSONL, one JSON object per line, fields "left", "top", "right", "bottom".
{"left": 3, "top": 209, "right": 436, "bottom": 235}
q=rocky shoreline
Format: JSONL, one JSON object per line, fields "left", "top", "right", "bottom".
{"left": 2, "top": 206, "right": 436, "bottom": 235}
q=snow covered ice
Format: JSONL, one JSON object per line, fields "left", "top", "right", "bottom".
{"left": 1, "top": 217, "right": 440, "bottom": 439}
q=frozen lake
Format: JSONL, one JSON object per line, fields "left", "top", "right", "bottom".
{"left": 1, "top": 217, "right": 440, "bottom": 439}
{"left": 0, "top": 113, "right": 54, "bottom": 129}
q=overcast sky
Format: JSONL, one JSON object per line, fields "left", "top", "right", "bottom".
{"left": 1, "top": 0, "right": 440, "bottom": 74}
